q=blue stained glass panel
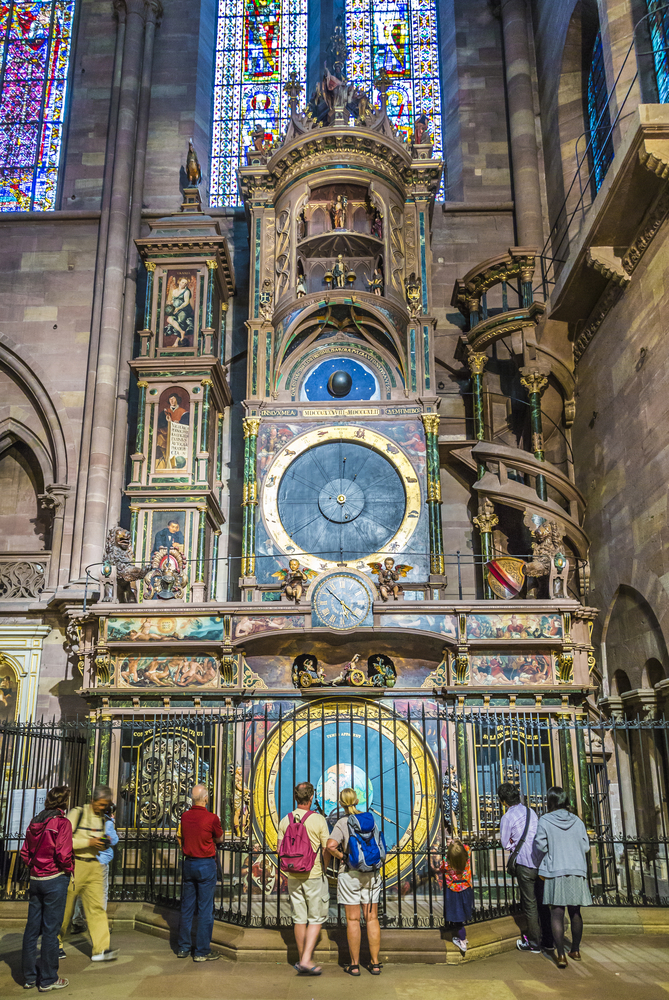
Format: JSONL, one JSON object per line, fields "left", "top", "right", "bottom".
{"left": 647, "top": 0, "right": 669, "bottom": 103}
{"left": 345, "top": 0, "right": 443, "bottom": 197}
{"left": 586, "top": 31, "right": 614, "bottom": 195}
{"left": 211, "top": 0, "right": 308, "bottom": 206}
{"left": 0, "top": 0, "right": 75, "bottom": 211}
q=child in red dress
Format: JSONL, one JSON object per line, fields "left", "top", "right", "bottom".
{"left": 440, "top": 839, "right": 474, "bottom": 955}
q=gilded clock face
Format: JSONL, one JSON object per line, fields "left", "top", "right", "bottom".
{"left": 312, "top": 573, "right": 372, "bottom": 630}
{"left": 262, "top": 426, "right": 422, "bottom": 571}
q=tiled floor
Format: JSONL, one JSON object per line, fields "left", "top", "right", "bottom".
{"left": 1, "top": 930, "right": 668, "bottom": 999}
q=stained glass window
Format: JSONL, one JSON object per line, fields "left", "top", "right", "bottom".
{"left": 647, "top": 0, "right": 669, "bottom": 103}
{"left": 345, "top": 0, "right": 443, "bottom": 192}
{"left": 586, "top": 31, "right": 614, "bottom": 195}
{"left": 211, "top": 0, "right": 308, "bottom": 206}
{"left": 0, "top": 0, "right": 75, "bottom": 212}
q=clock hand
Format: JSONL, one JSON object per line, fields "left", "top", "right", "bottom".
{"left": 325, "top": 587, "right": 355, "bottom": 618}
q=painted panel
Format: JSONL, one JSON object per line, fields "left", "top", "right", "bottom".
{"left": 379, "top": 613, "right": 457, "bottom": 640}
{"left": 116, "top": 654, "right": 220, "bottom": 688}
{"left": 466, "top": 613, "right": 562, "bottom": 641}
{"left": 470, "top": 653, "right": 553, "bottom": 685}
{"left": 232, "top": 614, "right": 304, "bottom": 639}
{"left": 107, "top": 616, "right": 226, "bottom": 642}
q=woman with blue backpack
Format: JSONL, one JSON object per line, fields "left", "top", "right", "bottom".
{"left": 326, "top": 788, "right": 387, "bottom": 977}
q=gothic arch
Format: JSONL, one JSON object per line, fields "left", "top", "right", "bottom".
{"left": 602, "top": 584, "right": 669, "bottom": 692}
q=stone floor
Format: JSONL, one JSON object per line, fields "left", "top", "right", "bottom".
{"left": 2, "top": 929, "right": 669, "bottom": 999}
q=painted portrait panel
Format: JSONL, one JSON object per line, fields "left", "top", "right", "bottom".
{"left": 162, "top": 270, "right": 197, "bottom": 348}
{"left": 0, "top": 659, "right": 18, "bottom": 723}
{"left": 232, "top": 615, "right": 305, "bottom": 640}
{"left": 470, "top": 653, "right": 553, "bottom": 685}
{"left": 117, "top": 655, "right": 219, "bottom": 688}
{"left": 378, "top": 613, "right": 457, "bottom": 641}
{"left": 155, "top": 387, "right": 190, "bottom": 473}
{"left": 467, "top": 613, "right": 562, "bottom": 641}
{"left": 150, "top": 510, "right": 186, "bottom": 563}
{"left": 107, "top": 616, "right": 225, "bottom": 642}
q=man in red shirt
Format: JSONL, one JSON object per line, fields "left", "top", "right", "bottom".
{"left": 176, "top": 784, "right": 223, "bottom": 961}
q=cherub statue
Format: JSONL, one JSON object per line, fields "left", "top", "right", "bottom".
{"left": 368, "top": 557, "right": 412, "bottom": 601}
{"left": 272, "top": 559, "right": 316, "bottom": 603}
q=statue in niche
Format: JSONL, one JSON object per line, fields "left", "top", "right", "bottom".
{"left": 412, "top": 113, "right": 431, "bottom": 145}
{"left": 332, "top": 254, "right": 349, "bottom": 288}
{"left": 292, "top": 653, "right": 328, "bottom": 689}
{"left": 406, "top": 272, "right": 421, "bottom": 316}
{"left": 259, "top": 278, "right": 273, "bottom": 321}
{"left": 100, "top": 527, "right": 145, "bottom": 603}
{"left": 272, "top": 559, "right": 316, "bottom": 603}
{"left": 297, "top": 207, "right": 307, "bottom": 240}
{"left": 366, "top": 267, "right": 383, "bottom": 296}
{"left": 368, "top": 557, "right": 412, "bottom": 601}
{"left": 371, "top": 210, "right": 383, "bottom": 240}
{"left": 186, "top": 139, "right": 201, "bottom": 185}
{"left": 331, "top": 194, "right": 348, "bottom": 229}
{"left": 523, "top": 513, "right": 570, "bottom": 599}
{"left": 296, "top": 271, "right": 307, "bottom": 297}
{"left": 232, "top": 766, "right": 250, "bottom": 837}
{"left": 367, "top": 654, "right": 396, "bottom": 688}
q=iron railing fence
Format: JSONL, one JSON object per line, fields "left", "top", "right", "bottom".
{"left": 1, "top": 705, "right": 667, "bottom": 926}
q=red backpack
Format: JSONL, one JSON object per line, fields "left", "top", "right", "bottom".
{"left": 278, "top": 810, "right": 317, "bottom": 873}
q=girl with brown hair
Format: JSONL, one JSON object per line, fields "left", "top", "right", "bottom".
{"left": 439, "top": 838, "right": 474, "bottom": 955}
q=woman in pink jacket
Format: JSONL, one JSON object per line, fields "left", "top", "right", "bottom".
{"left": 20, "top": 786, "right": 74, "bottom": 992}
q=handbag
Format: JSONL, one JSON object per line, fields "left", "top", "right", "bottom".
{"left": 506, "top": 806, "right": 531, "bottom": 877}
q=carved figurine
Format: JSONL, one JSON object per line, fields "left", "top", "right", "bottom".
{"left": 366, "top": 267, "right": 383, "bottom": 296}
{"left": 368, "top": 557, "right": 412, "bottom": 601}
{"left": 186, "top": 139, "right": 201, "bottom": 185}
{"left": 367, "top": 654, "right": 396, "bottom": 688}
{"left": 100, "top": 527, "right": 145, "bottom": 603}
{"left": 523, "top": 514, "right": 570, "bottom": 599}
{"left": 332, "top": 254, "right": 349, "bottom": 288}
{"left": 371, "top": 210, "right": 383, "bottom": 239}
{"left": 405, "top": 272, "right": 421, "bottom": 316}
{"left": 412, "top": 113, "right": 430, "bottom": 146}
{"left": 272, "top": 559, "right": 316, "bottom": 603}
{"left": 331, "top": 194, "right": 348, "bottom": 229}
{"left": 259, "top": 278, "right": 273, "bottom": 320}
{"left": 291, "top": 653, "right": 328, "bottom": 689}
{"left": 233, "top": 766, "right": 250, "bottom": 837}
{"left": 296, "top": 272, "right": 307, "bottom": 297}
{"left": 331, "top": 653, "right": 365, "bottom": 686}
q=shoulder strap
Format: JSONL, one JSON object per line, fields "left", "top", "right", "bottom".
{"left": 509, "top": 806, "right": 532, "bottom": 865}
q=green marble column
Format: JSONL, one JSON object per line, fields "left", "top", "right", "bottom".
{"left": 195, "top": 505, "right": 207, "bottom": 584}
{"left": 205, "top": 259, "right": 217, "bottom": 329}
{"left": 242, "top": 418, "right": 260, "bottom": 577}
{"left": 421, "top": 414, "right": 445, "bottom": 576}
{"left": 473, "top": 497, "right": 498, "bottom": 600}
{"left": 143, "top": 262, "right": 155, "bottom": 331}
{"left": 134, "top": 380, "right": 148, "bottom": 454}
{"left": 199, "top": 379, "right": 213, "bottom": 475}
{"left": 97, "top": 714, "right": 112, "bottom": 786}
{"left": 210, "top": 529, "right": 221, "bottom": 601}
{"left": 455, "top": 713, "right": 472, "bottom": 836}
{"left": 520, "top": 369, "right": 548, "bottom": 502}
{"left": 557, "top": 713, "right": 576, "bottom": 803}
{"left": 575, "top": 713, "right": 594, "bottom": 831}
{"left": 467, "top": 351, "right": 488, "bottom": 480}
{"left": 129, "top": 505, "right": 139, "bottom": 554}
{"left": 85, "top": 712, "right": 96, "bottom": 800}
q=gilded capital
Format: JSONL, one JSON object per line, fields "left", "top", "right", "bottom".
{"left": 467, "top": 351, "right": 488, "bottom": 376}
{"left": 206, "top": 259, "right": 218, "bottom": 270}
{"left": 473, "top": 497, "right": 498, "bottom": 535}
{"left": 243, "top": 417, "right": 261, "bottom": 439}
{"left": 145, "top": 261, "right": 156, "bottom": 272}
{"left": 520, "top": 370, "right": 548, "bottom": 396}
{"left": 421, "top": 413, "right": 440, "bottom": 435}
{"left": 136, "top": 380, "right": 149, "bottom": 389}
{"left": 201, "top": 378, "right": 213, "bottom": 388}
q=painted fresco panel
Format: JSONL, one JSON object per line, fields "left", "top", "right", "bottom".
{"left": 107, "top": 616, "right": 225, "bottom": 642}
{"left": 232, "top": 615, "right": 304, "bottom": 639}
{"left": 470, "top": 653, "right": 553, "bottom": 685}
{"left": 467, "top": 613, "right": 562, "bottom": 641}
{"left": 116, "top": 654, "right": 220, "bottom": 687}
{"left": 378, "top": 613, "right": 457, "bottom": 640}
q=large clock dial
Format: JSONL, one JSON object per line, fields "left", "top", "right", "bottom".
{"left": 262, "top": 426, "right": 422, "bottom": 571}
{"left": 312, "top": 573, "right": 372, "bottom": 630}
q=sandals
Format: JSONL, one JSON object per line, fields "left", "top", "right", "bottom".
{"left": 343, "top": 964, "right": 361, "bottom": 976}
{"left": 368, "top": 963, "right": 382, "bottom": 975}
{"left": 294, "top": 963, "right": 322, "bottom": 976}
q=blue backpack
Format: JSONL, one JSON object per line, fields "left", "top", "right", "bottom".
{"left": 346, "top": 812, "right": 387, "bottom": 872}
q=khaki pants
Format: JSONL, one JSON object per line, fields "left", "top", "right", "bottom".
{"left": 60, "top": 859, "right": 110, "bottom": 955}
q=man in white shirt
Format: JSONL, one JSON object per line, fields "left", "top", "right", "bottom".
{"left": 498, "top": 782, "right": 548, "bottom": 953}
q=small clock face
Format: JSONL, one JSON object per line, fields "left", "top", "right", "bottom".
{"left": 312, "top": 574, "right": 372, "bottom": 631}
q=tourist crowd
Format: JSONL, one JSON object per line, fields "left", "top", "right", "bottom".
{"left": 19, "top": 778, "right": 592, "bottom": 988}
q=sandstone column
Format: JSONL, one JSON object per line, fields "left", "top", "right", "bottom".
{"left": 500, "top": 0, "right": 544, "bottom": 248}
{"left": 81, "top": 0, "right": 148, "bottom": 572}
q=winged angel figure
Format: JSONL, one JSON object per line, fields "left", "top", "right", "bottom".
{"left": 367, "top": 558, "right": 413, "bottom": 601}
{"left": 272, "top": 559, "right": 318, "bottom": 603}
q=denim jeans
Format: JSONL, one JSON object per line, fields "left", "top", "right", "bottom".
{"left": 177, "top": 857, "right": 217, "bottom": 957}
{"left": 22, "top": 874, "right": 70, "bottom": 987}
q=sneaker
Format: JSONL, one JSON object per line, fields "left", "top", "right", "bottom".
{"left": 452, "top": 936, "right": 467, "bottom": 954}
{"left": 517, "top": 938, "right": 541, "bottom": 954}
{"left": 177, "top": 949, "right": 191, "bottom": 958}
{"left": 38, "top": 980, "right": 69, "bottom": 993}
{"left": 193, "top": 953, "right": 220, "bottom": 962}
{"left": 91, "top": 949, "right": 119, "bottom": 962}
{"left": 23, "top": 984, "right": 36, "bottom": 990}
{"left": 58, "top": 948, "right": 66, "bottom": 959}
